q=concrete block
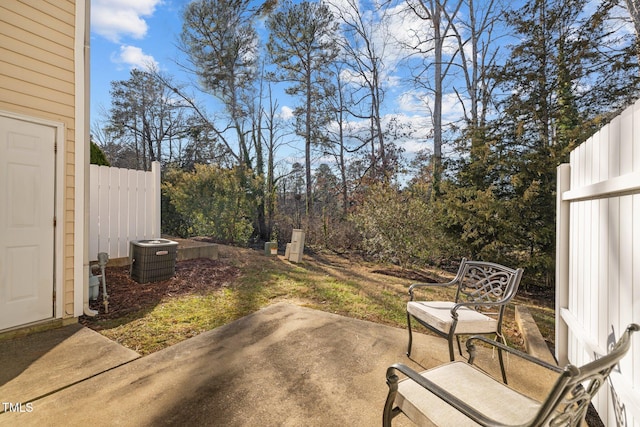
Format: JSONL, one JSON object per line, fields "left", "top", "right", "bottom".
{"left": 176, "top": 244, "right": 219, "bottom": 261}
{"left": 264, "top": 242, "right": 278, "bottom": 256}
{"left": 289, "top": 229, "right": 305, "bottom": 263}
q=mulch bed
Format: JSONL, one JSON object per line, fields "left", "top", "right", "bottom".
{"left": 79, "top": 258, "right": 240, "bottom": 322}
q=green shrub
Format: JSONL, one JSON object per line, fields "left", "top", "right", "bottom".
{"left": 351, "top": 182, "right": 448, "bottom": 267}
{"left": 162, "top": 165, "right": 255, "bottom": 245}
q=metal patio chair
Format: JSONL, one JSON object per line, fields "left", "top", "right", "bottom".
{"left": 384, "top": 323, "right": 639, "bottom": 427}
{"left": 406, "top": 258, "right": 524, "bottom": 383}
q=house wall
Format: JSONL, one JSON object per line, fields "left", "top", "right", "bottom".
{"left": 0, "top": 0, "right": 79, "bottom": 320}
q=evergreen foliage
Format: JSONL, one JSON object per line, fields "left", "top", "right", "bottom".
{"left": 432, "top": 0, "right": 640, "bottom": 286}
{"left": 90, "top": 141, "right": 110, "bottom": 166}
{"left": 162, "top": 165, "right": 255, "bottom": 244}
{"left": 351, "top": 181, "right": 452, "bottom": 267}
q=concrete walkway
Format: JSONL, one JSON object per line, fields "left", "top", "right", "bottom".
{"left": 0, "top": 303, "right": 557, "bottom": 426}
{"left": 0, "top": 323, "right": 140, "bottom": 406}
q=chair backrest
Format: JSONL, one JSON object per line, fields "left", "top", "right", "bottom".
{"left": 453, "top": 258, "right": 524, "bottom": 314}
{"left": 533, "top": 323, "right": 639, "bottom": 426}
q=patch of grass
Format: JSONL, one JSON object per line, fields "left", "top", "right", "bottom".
{"left": 86, "top": 246, "right": 555, "bottom": 356}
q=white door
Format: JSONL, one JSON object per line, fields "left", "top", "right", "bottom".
{"left": 0, "top": 116, "right": 55, "bottom": 330}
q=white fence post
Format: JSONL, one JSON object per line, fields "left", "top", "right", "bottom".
{"left": 152, "top": 161, "right": 161, "bottom": 237}
{"left": 555, "top": 163, "right": 571, "bottom": 366}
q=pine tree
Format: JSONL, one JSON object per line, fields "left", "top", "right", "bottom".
{"left": 107, "top": 69, "right": 186, "bottom": 170}
{"left": 180, "top": 0, "right": 259, "bottom": 168}
{"left": 440, "top": 0, "right": 640, "bottom": 286}
{"left": 266, "top": 0, "right": 340, "bottom": 219}
{"left": 494, "top": 0, "right": 640, "bottom": 286}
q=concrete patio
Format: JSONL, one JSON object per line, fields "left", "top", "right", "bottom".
{"left": 0, "top": 302, "right": 557, "bottom": 426}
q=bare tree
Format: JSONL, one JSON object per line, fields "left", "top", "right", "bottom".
{"left": 329, "top": 0, "right": 392, "bottom": 181}
{"left": 316, "top": 61, "right": 353, "bottom": 218}
{"left": 447, "top": 0, "right": 503, "bottom": 132}
{"left": 91, "top": 119, "right": 138, "bottom": 169}
{"left": 404, "top": 0, "right": 463, "bottom": 192}
{"left": 257, "top": 74, "right": 290, "bottom": 240}
{"left": 625, "top": 0, "right": 640, "bottom": 65}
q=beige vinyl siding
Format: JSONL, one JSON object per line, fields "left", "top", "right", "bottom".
{"left": 2, "top": 49, "right": 74, "bottom": 91}
{"left": 1, "top": 1, "right": 75, "bottom": 34}
{"left": 0, "top": 28, "right": 74, "bottom": 70}
{"left": 0, "top": 3, "right": 75, "bottom": 120}
{"left": 0, "top": 0, "right": 78, "bottom": 318}
{"left": 0, "top": 87, "right": 75, "bottom": 120}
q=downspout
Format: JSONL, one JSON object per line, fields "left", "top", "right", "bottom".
{"left": 81, "top": 0, "right": 97, "bottom": 317}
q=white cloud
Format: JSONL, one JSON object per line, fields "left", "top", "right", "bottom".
{"left": 92, "top": 0, "right": 161, "bottom": 43}
{"left": 111, "top": 45, "right": 158, "bottom": 71}
{"left": 279, "top": 106, "right": 294, "bottom": 120}
{"left": 397, "top": 90, "right": 430, "bottom": 114}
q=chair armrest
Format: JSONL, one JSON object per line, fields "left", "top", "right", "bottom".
{"left": 408, "top": 280, "right": 457, "bottom": 300}
{"left": 450, "top": 299, "right": 512, "bottom": 314}
{"left": 465, "top": 335, "right": 562, "bottom": 373}
{"left": 386, "top": 363, "right": 517, "bottom": 427}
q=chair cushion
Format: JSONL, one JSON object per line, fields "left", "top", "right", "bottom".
{"left": 396, "top": 362, "right": 541, "bottom": 426}
{"left": 407, "top": 301, "right": 497, "bottom": 334}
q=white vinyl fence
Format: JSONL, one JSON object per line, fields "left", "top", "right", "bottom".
{"left": 556, "top": 100, "right": 640, "bottom": 426}
{"left": 89, "top": 161, "right": 161, "bottom": 261}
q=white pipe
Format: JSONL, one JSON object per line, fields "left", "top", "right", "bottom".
{"left": 84, "top": 265, "right": 98, "bottom": 316}
{"left": 84, "top": 294, "right": 98, "bottom": 316}
{"left": 82, "top": 0, "right": 97, "bottom": 318}
{"left": 98, "top": 252, "right": 109, "bottom": 313}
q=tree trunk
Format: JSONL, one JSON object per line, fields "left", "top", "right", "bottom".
{"left": 305, "top": 53, "right": 313, "bottom": 219}
{"left": 432, "top": 2, "right": 443, "bottom": 195}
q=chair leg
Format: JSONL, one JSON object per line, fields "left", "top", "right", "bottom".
{"left": 406, "top": 312, "right": 413, "bottom": 357}
{"left": 447, "top": 336, "right": 455, "bottom": 361}
{"left": 383, "top": 374, "right": 399, "bottom": 427}
{"left": 382, "top": 401, "right": 393, "bottom": 427}
{"left": 498, "top": 347, "right": 507, "bottom": 384}
{"left": 497, "top": 333, "right": 508, "bottom": 384}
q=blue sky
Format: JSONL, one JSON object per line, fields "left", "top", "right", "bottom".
{"left": 89, "top": 0, "right": 624, "bottom": 167}
{"left": 89, "top": 0, "right": 438, "bottom": 160}
{"left": 90, "top": 0, "right": 185, "bottom": 124}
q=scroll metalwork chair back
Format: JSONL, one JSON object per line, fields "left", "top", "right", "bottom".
{"left": 525, "top": 323, "right": 639, "bottom": 426}
{"left": 384, "top": 323, "right": 639, "bottom": 427}
{"left": 406, "top": 258, "right": 524, "bottom": 383}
